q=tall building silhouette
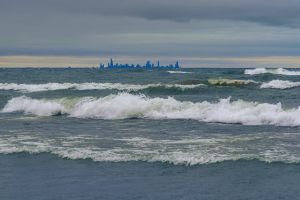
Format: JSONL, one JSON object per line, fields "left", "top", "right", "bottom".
{"left": 100, "top": 59, "right": 180, "bottom": 69}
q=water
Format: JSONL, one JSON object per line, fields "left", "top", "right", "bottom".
{"left": 0, "top": 68, "right": 300, "bottom": 199}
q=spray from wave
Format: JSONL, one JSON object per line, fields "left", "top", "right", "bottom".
{"left": 0, "top": 82, "right": 204, "bottom": 93}
{"left": 245, "top": 68, "right": 300, "bottom": 76}
{"left": 2, "top": 93, "right": 300, "bottom": 126}
{"left": 260, "top": 80, "right": 300, "bottom": 89}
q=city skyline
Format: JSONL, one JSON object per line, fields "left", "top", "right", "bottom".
{"left": 99, "top": 58, "right": 180, "bottom": 69}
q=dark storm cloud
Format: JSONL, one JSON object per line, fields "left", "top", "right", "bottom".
{"left": 1, "top": 0, "right": 300, "bottom": 26}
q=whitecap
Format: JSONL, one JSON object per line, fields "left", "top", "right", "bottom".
{"left": 1, "top": 96, "right": 66, "bottom": 116}
{"left": 0, "top": 82, "right": 203, "bottom": 93}
{"left": 2, "top": 93, "right": 300, "bottom": 126}
{"left": 208, "top": 78, "right": 257, "bottom": 86}
{"left": 260, "top": 80, "right": 300, "bottom": 89}
{"left": 167, "top": 71, "right": 193, "bottom": 74}
{"left": 245, "top": 68, "right": 300, "bottom": 76}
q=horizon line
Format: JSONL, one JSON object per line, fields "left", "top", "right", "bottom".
{"left": 1, "top": 55, "right": 300, "bottom": 68}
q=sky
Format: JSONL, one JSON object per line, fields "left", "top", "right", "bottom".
{"left": 1, "top": 0, "right": 300, "bottom": 67}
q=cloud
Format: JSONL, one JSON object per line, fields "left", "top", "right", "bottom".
{"left": 1, "top": 0, "right": 300, "bottom": 26}
{"left": 1, "top": 0, "right": 300, "bottom": 63}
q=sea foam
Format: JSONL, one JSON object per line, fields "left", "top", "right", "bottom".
{"left": 260, "top": 80, "right": 300, "bottom": 89}
{"left": 167, "top": 71, "right": 192, "bottom": 74}
{"left": 0, "top": 133, "right": 299, "bottom": 165}
{"left": 0, "top": 82, "right": 203, "bottom": 93}
{"left": 2, "top": 93, "right": 300, "bottom": 126}
{"left": 2, "top": 96, "right": 66, "bottom": 116}
{"left": 245, "top": 68, "right": 300, "bottom": 76}
{"left": 208, "top": 78, "right": 257, "bottom": 86}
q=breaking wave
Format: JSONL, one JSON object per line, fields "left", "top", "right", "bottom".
{"left": 0, "top": 82, "right": 204, "bottom": 93}
{"left": 0, "top": 133, "right": 299, "bottom": 165}
{"left": 167, "top": 71, "right": 192, "bottom": 74}
{"left": 2, "top": 93, "right": 300, "bottom": 126}
{"left": 260, "top": 80, "right": 300, "bottom": 89}
{"left": 245, "top": 68, "right": 300, "bottom": 76}
{"left": 208, "top": 78, "right": 257, "bottom": 86}
{"left": 0, "top": 79, "right": 265, "bottom": 93}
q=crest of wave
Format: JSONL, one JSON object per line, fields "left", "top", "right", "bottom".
{"left": 2, "top": 93, "right": 300, "bottom": 126}
{"left": 0, "top": 82, "right": 203, "bottom": 93}
{"left": 167, "top": 71, "right": 192, "bottom": 74}
{"left": 208, "top": 78, "right": 256, "bottom": 86}
{"left": 245, "top": 68, "right": 300, "bottom": 75}
{"left": 261, "top": 80, "right": 300, "bottom": 89}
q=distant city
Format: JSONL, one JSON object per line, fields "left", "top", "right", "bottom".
{"left": 99, "top": 59, "right": 180, "bottom": 69}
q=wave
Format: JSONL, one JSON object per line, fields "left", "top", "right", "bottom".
{"left": 0, "top": 82, "right": 204, "bottom": 93}
{"left": 167, "top": 71, "right": 192, "bottom": 74}
{"left": 0, "top": 133, "right": 299, "bottom": 165}
{"left": 178, "top": 79, "right": 203, "bottom": 85}
{"left": 260, "top": 80, "right": 300, "bottom": 89}
{"left": 0, "top": 79, "right": 261, "bottom": 94}
{"left": 2, "top": 93, "right": 300, "bottom": 126}
{"left": 208, "top": 78, "right": 257, "bottom": 86}
{"left": 1, "top": 96, "right": 68, "bottom": 116}
{"left": 245, "top": 68, "right": 300, "bottom": 76}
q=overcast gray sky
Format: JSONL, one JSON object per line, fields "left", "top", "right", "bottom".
{"left": 1, "top": 0, "right": 300, "bottom": 67}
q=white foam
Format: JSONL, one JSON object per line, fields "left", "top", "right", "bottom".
{"left": 245, "top": 68, "right": 300, "bottom": 76}
{"left": 2, "top": 93, "right": 300, "bottom": 126}
{"left": 208, "top": 78, "right": 257, "bottom": 85}
{"left": 260, "top": 80, "right": 300, "bottom": 89}
{"left": 244, "top": 68, "right": 268, "bottom": 75}
{"left": 0, "top": 133, "right": 299, "bottom": 165}
{"left": 0, "top": 83, "right": 75, "bottom": 92}
{"left": 167, "top": 71, "right": 192, "bottom": 74}
{"left": 1, "top": 96, "right": 66, "bottom": 116}
{"left": 0, "top": 82, "right": 203, "bottom": 92}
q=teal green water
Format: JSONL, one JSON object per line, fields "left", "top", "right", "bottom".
{"left": 0, "top": 68, "right": 300, "bottom": 199}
